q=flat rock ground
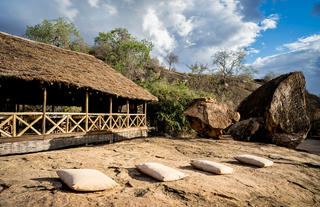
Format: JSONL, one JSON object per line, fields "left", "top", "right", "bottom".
{"left": 0, "top": 137, "right": 320, "bottom": 207}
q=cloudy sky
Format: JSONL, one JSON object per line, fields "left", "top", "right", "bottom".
{"left": 0, "top": 0, "right": 319, "bottom": 95}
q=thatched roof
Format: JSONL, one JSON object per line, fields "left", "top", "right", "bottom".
{"left": 0, "top": 32, "right": 158, "bottom": 102}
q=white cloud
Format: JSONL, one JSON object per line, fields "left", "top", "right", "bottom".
{"left": 260, "top": 14, "right": 279, "bottom": 31}
{"left": 248, "top": 47, "right": 260, "bottom": 54}
{"left": 284, "top": 34, "right": 320, "bottom": 51}
{"left": 15, "top": 0, "right": 280, "bottom": 69}
{"left": 165, "top": 0, "right": 195, "bottom": 37}
{"left": 143, "top": 8, "right": 176, "bottom": 56}
{"left": 54, "top": 0, "right": 78, "bottom": 21}
{"left": 177, "top": 0, "right": 278, "bottom": 65}
{"left": 88, "top": 0, "right": 99, "bottom": 8}
{"left": 252, "top": 34, "right": 320, "bottom": 94}
{"left": 124, "top": 0, "right": 135, "bottom": 3}
{"left": 169, "top": 13, "right": 194, "bottom": 37}
{"left": 185, "top": 39, "right": 196, "bottom": 48}
{"left": 102, "top": 3, "right": 118, "bottom": 16}
{"left": 49, "top": 0, "right": 281, "bottom": 68}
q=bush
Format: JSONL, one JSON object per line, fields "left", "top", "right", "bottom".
{"left": 139, "top": 78, "right": 214, "bottom": 134}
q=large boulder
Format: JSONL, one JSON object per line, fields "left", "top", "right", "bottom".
{"left": 306, "top": 91, "right": 320, "bottom": 139}
{"left": 227, "top": 118, "right": 264, "bottom": 142}
{"left": 235, "top": 72, "right": 310, "bottom": 148}
{"left": 184, "top": 97, "right": 240, "bottom": 138}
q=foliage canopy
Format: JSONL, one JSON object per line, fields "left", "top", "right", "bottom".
{"left": 139, "top": 78, "right": 214, "bottom": 134}
{"left": 92, "top": 28, "right": 153, "bottom": 77}
{"left": 187, "top": 62, "right": 208, "bottom": 74}
{"left": 211, "top": 49, "right": 257, "bottom": 80}
{"left": 25, "top": 17, "right": 86, "bottom": 52}
{"left": 165, "top": 52, "right": 179, "bottom": 71}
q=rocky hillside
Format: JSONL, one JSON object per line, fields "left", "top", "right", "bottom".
{"left": 147, "top": 67, "right": 261, "bottom": 110}
{"left": 133, "top": 65, "right": 320, "bottom": 139}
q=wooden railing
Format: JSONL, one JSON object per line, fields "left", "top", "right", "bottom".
{"left": 0, "top": 112, "right": 146, "bottom": 138}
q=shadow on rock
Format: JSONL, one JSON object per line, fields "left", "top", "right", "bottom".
{"left": 225, "top": 161, "right": 259, "bottom": 169}
{"left": 179, "top": 165, "right": 219, "bottom": 176}
{"left": 125, "top": 167, "right": 158, "bottom": 183}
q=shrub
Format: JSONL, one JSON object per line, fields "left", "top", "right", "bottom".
{"left": 139, "top": 78, "right": 214, "bottom": 134}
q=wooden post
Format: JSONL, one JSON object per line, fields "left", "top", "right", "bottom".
{"left": 42, "top": 87, "right": 47, "bottom": 134}
{"left": 109, "top": 96, "right": 112, "bottom": 114}
{"left": 13, "top": 114, "right": 16, "bottom": 137}
{"left": 144, "top": 102, "right": 147, "bottom": 114}
{"left": 66, "top": 115, "right": 69, "bottom": 133}
{"left": 109, "top": 96, "right": 113, "bottom": 129}
{"left": 85, "top": 91, "right": 89, "bottom": 132}
{"left": 144, "top": 102, "right": 147, "bottom": 127}
{"left": 126, "top": 99, "right": 129, "bottom": 128}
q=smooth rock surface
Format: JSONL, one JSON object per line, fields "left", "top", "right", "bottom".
{"left": 1, "top": 137, "right": 319, "bottom": 207}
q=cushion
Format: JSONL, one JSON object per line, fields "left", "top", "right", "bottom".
{"left": 136, "top": 162, "right": 188, "bottom": 181}
{"left": 57, "top": 169, "right": 118, "bottom": 191}
{"left": 235, "top": 154, "right": 273, "bottom": 167}
{"left": 190, "top": 160, "right": 233, "bottom": 174}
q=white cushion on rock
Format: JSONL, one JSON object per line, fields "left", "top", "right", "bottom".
{"left": 235, "top": 154, "right": 273, "bottom": 167}
{"left": 136, "top": 162, "right": 188, "bottom": 181}
{"left": 57, "top": 169, "right": 118, "bottom": 191}
{"left": 190, "top": 160, "right": 233, "bottom": 174}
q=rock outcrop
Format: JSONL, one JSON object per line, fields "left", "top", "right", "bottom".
{"left": 184, "top": 97, "right": 240, "bottom": 138}
{"left": 233, "top": 72, "right": 310, "bottom": 148}
{"left": 306, "top": 91, "right": 320, "bottom": 139}
{"left": 227, "top": 118, "right": 263, "bottom": 142}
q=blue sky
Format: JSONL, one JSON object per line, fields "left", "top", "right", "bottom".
{"left": 0, "top": 0, "right": 319, "bottom": 95}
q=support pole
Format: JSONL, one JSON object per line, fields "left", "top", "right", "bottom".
{"left": 144, "top": 102, "right": 147, "bottom": 114}
{"left": 126, "top": 99, "right": 129, "bottom": 128}
{"left": 42, "top": 87, "right": 47, "bottom": 134}
{"left": 109, "top": 96, "right": 112, "bottom": 114}
{"left": 66, "top": 115, "right": 69, "bottom": 133}
{"left": 144, "top": 102, "right": 147, "bottom": 127}
{"left": 85, "top": 91, "right": 89, "bottom": 132}
{"left": 109, "top": 96, "right": 113, "bottom": 129}
{"left": 13, "top": 114, "right": 16, "bottom": 137}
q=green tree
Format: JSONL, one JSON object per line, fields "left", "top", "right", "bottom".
{"left": 25, "top": 17, "right": 86, "bottom": 52}
{"left": 211, "top": 49, "right": 255, "bottom": 80}
{"left": 92, "top": 28, "right": 153, "bottom": 76}
{"left": 165, "top": 52, "right": 179, "bottom": 71}
{"left": 186, "top": 62, "right": 208, "bottom": 74}
{"left": 139, "top": 79, "right": 212, "bottom": 134}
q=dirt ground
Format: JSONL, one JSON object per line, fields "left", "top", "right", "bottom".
{"left": 0, "top": 137, "right": 319, "bottom": 207}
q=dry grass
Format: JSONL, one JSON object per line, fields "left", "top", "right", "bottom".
{"left": 0, "top": 32, "right": 157, "bottom": 102}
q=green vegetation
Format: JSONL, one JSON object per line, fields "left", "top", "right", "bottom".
{"left": 187, "top": 62, "right": 208, "bottom": 74}
{"left": 165, "top": 52, "right": 179, "bottom": 71}
{"left": 139, "top": 78, "right": 214, "bottom": 134}
{"left": 25, "top": 17, "right": 86, "bottom": 52}
{"left": 91, "top": 28, "right": 153, "bottom": 78}
{"left": 211, "top": 49, "right": 256, "bottom": 79}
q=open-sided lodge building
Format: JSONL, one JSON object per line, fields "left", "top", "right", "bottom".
{"left": 0, "top": 32, "right": 158, "bottom": 155}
